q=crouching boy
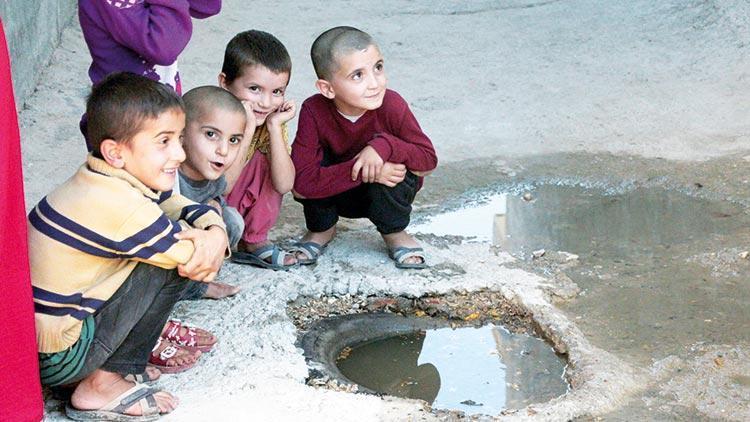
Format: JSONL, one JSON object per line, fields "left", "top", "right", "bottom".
{"left": 29, "top": 72, "right": 228, "bottom": 419}
{"left": 291, "top": 26, "right": 438, "bottom": 268}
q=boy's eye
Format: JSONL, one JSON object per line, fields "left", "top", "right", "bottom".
{"left": 205, "top": 130, "right": 216, "bottom": 139}
{"left": 229, "top": 136, "right": 241, "bottom": 145}
{"left": 375, "top": 62, "right": 384, "bottom": 72}
{"left": 272, "top": 88, "right": 284, "bottom": 96}
{"left": 351, "top": 71, "right": 362, "bottom": 81}
{"left": 248, "top": 85, "right": 260, "bottom": 93}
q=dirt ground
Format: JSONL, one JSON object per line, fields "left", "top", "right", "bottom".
{"left": 20, "top": 1, "right": 750, "bottom": 420}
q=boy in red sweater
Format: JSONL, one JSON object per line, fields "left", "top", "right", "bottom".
{"left": 291, "top": 26, "right": 438, "bottom": 269}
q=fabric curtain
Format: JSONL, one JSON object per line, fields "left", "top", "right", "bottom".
{"left": 0, "top": 17, "right": 44, "bottom": 422}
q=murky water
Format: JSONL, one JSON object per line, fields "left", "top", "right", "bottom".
{"left": 414, "top": 185, "right": 750, "bottom": 365}
{"left": 336, "top": 324, "right": 568, "bottom": 415}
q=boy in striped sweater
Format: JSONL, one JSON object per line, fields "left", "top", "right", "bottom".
{"left": 28, "top": 72, "right": 228, "bottom": 419}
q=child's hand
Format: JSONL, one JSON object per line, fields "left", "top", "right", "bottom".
{"left": 352, "top": 145, "right": 384, "bottom": 183}
{"left": 241, "top": 100, "right": 258, "bottom": 130}
{"left": 175, "top": 225, "right": 227, "bottom": 281}
{"left": 375, "top": 162, "right": 406, "bottom": 187}
{"left": 267, "top": 100, "right": 296, "bottom": 128}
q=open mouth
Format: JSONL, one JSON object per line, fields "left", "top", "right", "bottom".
{"left": 210, "top": 161, "right": 225, "bottom": 170}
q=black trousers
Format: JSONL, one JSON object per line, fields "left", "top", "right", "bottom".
{"left": 70, "top": 263, "right": 190, "bottom": 382}
{"left": 296, "top": 172, "right": 419, "bottom": 235}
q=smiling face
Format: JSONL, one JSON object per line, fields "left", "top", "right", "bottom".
{"left": 320, "top": 44, "right": 387, "bottom": 117}
{"left": 181, "top": 107, "right": 246, "bottom": 181}
{"left": 220, "top": 65, "right": 289, "bottom": 126}
{"left": 118, "top": 108, "right": 186, "bottom": 192}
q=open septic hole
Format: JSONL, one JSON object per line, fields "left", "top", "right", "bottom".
{"left": 296, "top": 295, "right": 569, "bottom": 418}
{"left": 336, "top": 323, "right": 568, "bottom": 415}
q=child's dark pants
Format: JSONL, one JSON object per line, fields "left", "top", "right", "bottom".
{"left": 295, "top": 172, "right": 419, "bottom": 234}
{"left": 69, "top": 263, "right": 189, "bottom": 382}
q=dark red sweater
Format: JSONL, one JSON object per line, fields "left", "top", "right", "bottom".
{"left": 291, "top": 89, "right": 438, "bottom": 199}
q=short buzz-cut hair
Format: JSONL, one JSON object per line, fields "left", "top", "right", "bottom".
{"left": 311, "top": 26, "right": 377, "bottom": 80}
{"left": 86, "top": 72, "right": 183, "bottom": 158}
{"left": 182, "top": 85, "right": 246, "bottom": 124}
{"left": 221, "top": 30, "right": 292, "bottom": 84}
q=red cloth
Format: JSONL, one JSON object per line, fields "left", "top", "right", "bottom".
{"left": 0, "top": 18, "right": 44, "bottom": 422}
{"left": 226, "top": 150, "right": 282, "bottom": 244}
{"left": 291, "top": 89, "right": 438, "bottom": 199}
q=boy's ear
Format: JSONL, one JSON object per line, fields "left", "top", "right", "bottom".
{"left": 218, "top": 72, "right": 227, "bottom": 89}
{"left": 315, "top": 79, "right": 335, "bottom": 99}
{"left": 100, "top": 139, "right": 126, "bottom": 168}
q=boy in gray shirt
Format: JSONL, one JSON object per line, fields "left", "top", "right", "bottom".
{"left": 179, "top": 86, "right": 247, "bottom": 299}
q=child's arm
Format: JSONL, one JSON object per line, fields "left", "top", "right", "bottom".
{"left": 291, "top": 101, "right": 364, "bottom": 199}
{"left": 223, "top": 100, "right": 257, "bottom": 193}
{"left": 266, "top": 100, "right": 297, "bottom": 194}
{"left": 89, "top": 0, "right": 194, "bottom": 66}
{"left": 186, "top": 0, "right": 222, "bottom": 19}
{"left": 154, "top": 190, "right": 229, "bottom": 280}
{"left": 367, "top": 92, "right": 438, "bottom": 174}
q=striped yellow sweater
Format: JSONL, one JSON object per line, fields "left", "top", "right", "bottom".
{"left": 28, "top": 155, "right": 227, "bottom": 353}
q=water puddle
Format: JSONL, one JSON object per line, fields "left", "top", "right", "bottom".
{"left": 414, "top": 185, "right": 750, "bottom": 364}
{"left": 336, "top": 324, "right": 568, "bottom": 415}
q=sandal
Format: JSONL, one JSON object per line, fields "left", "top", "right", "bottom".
{"left": 124, "top": 369, "right": 159, "bottom": 384}
{"left": 147, "top": 338, "right": 201, "bottom": 374}
{"left": 289, "top": 241, "right": 327, "bottom": 265}
{"left": 161, "top": 319, "right": 216, "bottom": 352}
{"left": 65, "top": 382, "right": 162, "bottom": 421}
{"left": 388, "top": 246, "right": 428, "bottom": 270}
{"left": 231, "top": 244, "right": 297, "bottom": 270}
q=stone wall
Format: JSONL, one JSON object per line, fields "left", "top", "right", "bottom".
{"left": 0, "top": 0, "right": 76, "bottom": 108}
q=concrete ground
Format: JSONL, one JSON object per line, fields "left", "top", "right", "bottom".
{"left": 20, "top": 0, "right": 750, "bottom": 420}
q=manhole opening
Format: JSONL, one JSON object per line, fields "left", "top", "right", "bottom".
{"left": 291, "top": 291, "right": 570, "bottom": 416}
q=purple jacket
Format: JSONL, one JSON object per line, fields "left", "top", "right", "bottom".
{"left": 78, "top": 0, "right": 221, "bottom": 94}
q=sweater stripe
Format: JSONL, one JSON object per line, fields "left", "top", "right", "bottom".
{"left": 31, "top": 200, "right": 182, "bottom": 260}
{"left": 29, "top": 208, "right": 121, "bottom": 258}
{"left": 34, "top": 302, "right": 93, "bottom": 320}
{"left": 185, "top": 207, "right": 212, "bottom": 225}
{"left": 32, "top": 286, "right": 105, "bottom": 308}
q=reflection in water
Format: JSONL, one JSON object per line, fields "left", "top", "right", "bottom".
{"left": 413, "top": 185, "right": 750, "bottom": 364}
{"left": 336, "top": 325, "right": 568, "bottom": 415}
{"left": 414, "top": 185, "right": 741, "bottom": 256}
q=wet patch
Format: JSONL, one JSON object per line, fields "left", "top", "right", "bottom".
{"left": 412, "top": 184, "right": 750, "bottom": 364}
{"left": 336, "top": 323, "right": 568, "bottom": 416}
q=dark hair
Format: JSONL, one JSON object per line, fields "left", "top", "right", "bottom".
{"left": 311, "top": 26, "right": 376, "bottom": 80}
{"left": 182, "top": 85, "right": 246, "bottom": 123}
{"left": 221, "top": 30, "right": 292, "bottom": 83}
{"left": 86, "top": 72, "right": 184, "bottom": 158}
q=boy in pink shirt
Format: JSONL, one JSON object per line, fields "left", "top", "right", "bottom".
{"left": 291, "top": 26, "right": 438, "bottom": 269}
{"left": 220, "top": 30, "right": 298, "bottom": 270}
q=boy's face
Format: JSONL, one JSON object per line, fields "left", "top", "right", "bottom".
{"left": 221, "top": 65, "right": 289, "bottom": 127}
{"left": 118, "top": 109, "right": 186, "bottom": 192}
{"left": 322, "top": 45, "right": 387, "bottom": 116}
{"left": 181, "top": 108, "right": 245, "bottom": 181}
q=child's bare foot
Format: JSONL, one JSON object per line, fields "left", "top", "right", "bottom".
{"left": 203, "top": 281, "right": 241, "bottom": 299}
{"left": 239, "top": 240, "right": 297, "bottom": 266}
{"left": 70, "top": 369, "right": 178, "bottom": 416}
{"left": 382, "top": 231, "right": 426, "bottom": 267}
